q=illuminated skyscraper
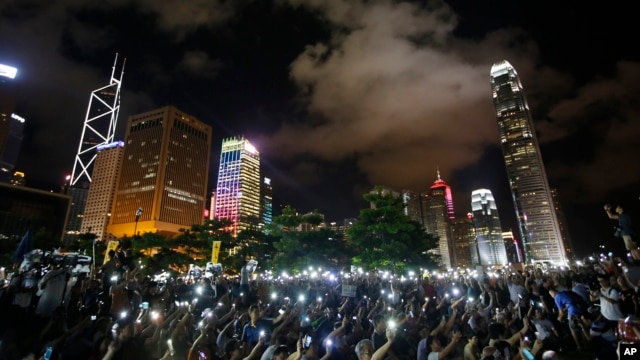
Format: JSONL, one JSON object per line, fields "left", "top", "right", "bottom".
{"left": 423, "top": 172, "right": 455, "bottom": 269}
{"left": 491, "top": 60, "right": 567, "bottom": 264}
{"left": 261, "top": 176, "right": 273, "bottom": 227}
{"left": 70, "top": 55, "right": 125, "bottom": 186}
{"left": 65, "top": 55, "right": 125, "bottom": 243}
{"left": 107, "top": 106, "right": 212, "bottom": 237}
{"left": 0, "top": 64, "right": 24, "bottom": 183}
{"left": 470, "top": 189, "right": 508, "bottom": 265}
{"left": 81, "top": 141, "right": 124, "bottom": 241}
{"left": 213, "top": 136, "right": 261, "bottom": 236}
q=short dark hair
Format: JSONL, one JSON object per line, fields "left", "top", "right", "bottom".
{"left": 273, "top": 345, "right": 290, "bottom": 357}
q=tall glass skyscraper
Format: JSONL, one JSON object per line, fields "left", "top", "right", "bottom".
{"left": 213, "top": 136, "right": 261, "bottom": 236}
{"left": 490, "top": 60, "right": 567, "bottom": 264}
{"left": 470, "top": 189, "right": 507, "bottom": 266}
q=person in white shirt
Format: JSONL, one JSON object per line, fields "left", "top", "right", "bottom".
{"left": 589, "top": 274, "right": 623, "bottom": 326}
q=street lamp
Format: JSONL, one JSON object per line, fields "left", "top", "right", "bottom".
{"left": 92, "top": 238, "right": 97, "bottom": 275}
{"left": 134, "top": 207, "right": 143, "bottom": 236}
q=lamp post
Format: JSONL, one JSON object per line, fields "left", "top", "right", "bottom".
{"left": 134, "top": 207, "right": 143, "bottom": 237}
{"left": 92, "top": 238, "right": 97, "bottom": 275}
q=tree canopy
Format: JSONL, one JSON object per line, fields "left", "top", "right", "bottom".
{"left": 347, "top": 187, "right": 439, "bottom": 272}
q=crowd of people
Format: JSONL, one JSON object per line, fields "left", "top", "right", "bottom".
{"left": 1, "top": 244, "right": 639, "bottom": 360}
{"left": 0, "top": 202, "right": 636, "bottom": 360}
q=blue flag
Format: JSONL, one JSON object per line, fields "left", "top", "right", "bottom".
{"left": 12, "top": 228, "right": 34, "bottom": 262}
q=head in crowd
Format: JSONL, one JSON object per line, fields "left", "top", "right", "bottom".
{"left": 355, "top": 339, "right": 374, "bottom": 360}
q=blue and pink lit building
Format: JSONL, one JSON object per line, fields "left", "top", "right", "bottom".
{"left": 213, "top": 136, "right": 261, "bottom": 236}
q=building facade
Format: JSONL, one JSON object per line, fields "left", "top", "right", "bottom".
{"left": 107, "top": 106, "right": 212, "bottom": 237}
{"left": 0, "top": 64, "right": 24, "bottom": 183}
{"left": 423, "top": 173, "right": 455, "bottom": 269}
{"left": 450, "top": 218, "right": 474, "bottom": 268}
{"left": 470, "top": 189, "right": 508, "bottom": 266}
{"left": 213, "top": 136, "right": 261, "bottom": 236}
{"left": 80, "top": 141, "right": 124, "bottom": 241}
{"left": 261, "top": 176, "right": 273, "bottom": 227}
{"left": 490, "top": 60, "right": 567, "bottom": 264}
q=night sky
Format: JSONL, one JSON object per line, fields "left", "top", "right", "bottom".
{"left": 1, "top": 0, "right": 638, "bottom": 257}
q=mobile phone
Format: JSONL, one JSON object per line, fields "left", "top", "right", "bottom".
{"left": 352, "top": 316, "right": 358, "bottom": 320}
{"left": 304, "top": 335, "right": 312, "bottom": 348}
{"left": 91, "top": 315, "right": 97, "bottom": 320}
{"left": 44, "top": 346, "right": 53, "bottom": 360}
{"left": 522, "top": 348, "right": 535, "bottom": 360}
{"left": 141, "top": 302, "right": 149, "bottom": 309}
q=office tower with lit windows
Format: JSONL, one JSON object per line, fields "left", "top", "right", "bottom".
{"left": 107, "top": 106, "right": 212, "bottom": 237}
{"left": 0, "top": 64, "right": 24, "bottom": 183}
{"left": 491, "top": 60, "right": 567, "bottom": 264}
{"left": 80, "top": 141, "right": 124, "bottom": 241}
{"left": 470, "top": 189, "right": 508, "bottom": 265}
{"left": 450, "top": 218, "right": 474, "bottom": 268}
{"left": 423, "top": 172, "right": 455, "bottom": 269}
{"left": 261, "top": 176, "right": 273, "bottom": 227}
{"left": 213, "top": 136, "right": 261, "bottom": 236}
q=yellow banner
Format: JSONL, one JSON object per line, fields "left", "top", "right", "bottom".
{"left": 104, "top": 240, "right": 120, "bottom": 264}
{"left": 212, "top": 241, "right": 221, "bottom": 264}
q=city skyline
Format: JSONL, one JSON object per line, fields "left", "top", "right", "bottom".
{"left": 0, "top": 1, "right": 638, "bottom": 256}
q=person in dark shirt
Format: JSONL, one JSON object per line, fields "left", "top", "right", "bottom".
{"left": 240, "top": 304, "right": 273, "bottom": 352}
{"left": 605, "top": 203, "right": 640, "bottom": 260}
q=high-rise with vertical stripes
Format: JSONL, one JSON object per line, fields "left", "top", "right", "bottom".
{"left": 470, "top": 189, "right": 508, "bottom": 266}
{"left": 490, "top": 60, "right": 567, "bottom": 264}
{"left": 107, "top": 106, "right": 211, "bottom": 237}
{"left": 213, "top": 136, "right": 261, "bottom": 236}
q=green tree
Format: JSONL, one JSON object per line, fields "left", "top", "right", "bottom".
{"left": 269, "top": 206, "right": 355, "bottom": 274}
{"left": 347, "top": 187, "right": 439, "bottom": 272}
